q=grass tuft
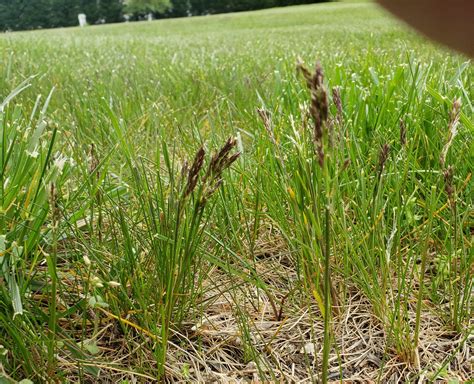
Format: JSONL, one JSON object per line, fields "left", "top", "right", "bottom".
{"left": 0, "top": 2, "right": 472, "bottom": 382}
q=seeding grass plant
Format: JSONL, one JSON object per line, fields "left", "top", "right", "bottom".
{"left": 0, "top": 1, "right": 472, "bottom": 382}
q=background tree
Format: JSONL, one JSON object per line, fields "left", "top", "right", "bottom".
{"left": 188, "top": 0, "right": 207, "bottom": 15}
{"left": 49, "top": 0, "right": 81, "bottom": 27}
{"left": 0, "top": 0, "right": 123, "bottom": 30}
{"left": 0, "top": 0, "right": 52, "bottom": 30}
{"left": 167, "top": 0, "right": 191, "bottom": 17}
{"left": 165, "top": 0, "right": 191, "bottom": 17}
{"left": 0, "top": 0, "right": 327, "bottom": 31}
{"left": 97, "top": 0, "right": 124, "bottom": 23}
{"left": 125, "top": 0, "right": 172, "bottom": 15}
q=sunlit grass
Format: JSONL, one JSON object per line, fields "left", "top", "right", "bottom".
{"left": 0, "top": 2, "right": 472, "bottom": 382}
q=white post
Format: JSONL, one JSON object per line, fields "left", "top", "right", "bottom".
{"left": 147, "top": 13, "right": 153, "bottom": 21}
{"left": 78, "top": 13, "right": 87, "bottom": 27}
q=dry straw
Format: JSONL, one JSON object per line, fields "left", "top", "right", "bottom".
{"left": 440, "top": 98, "right": 461, "bottom": 168}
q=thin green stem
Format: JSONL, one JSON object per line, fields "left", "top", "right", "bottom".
{"left": 414, "top": 186, "right": 436, "bottom": 350}
{"left": 322, "top": 204, "right": 331, "bottom": 384}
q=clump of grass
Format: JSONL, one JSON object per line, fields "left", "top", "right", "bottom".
{"left": 297, "top": 61, "right": 334, "bottom": 383}
{"left": 0, "top": 80, "right": 68, "bottom": 379}
{"left": 258, "top": 59, "right": 347, "bottom": 382}
{"left": 438, "top": 99, "right": 471, "bottom": 332}
{"left": 0, "top": 3, "right": 472, "bottom": 381}
{"left": 257, "top": 53, "right": 471, "bottom": 380}
{"left": 103, "top": 125, "right": 240, "bottom": 377}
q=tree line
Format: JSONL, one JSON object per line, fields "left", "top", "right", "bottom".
{"left": 0, "top": 1, "right": 122, "bottom": 30}
{"left": 168, "top": 0, "right": 323, "bottom": 17}
{"left": 0, "top": 0, "right": 327, "bottom": 31}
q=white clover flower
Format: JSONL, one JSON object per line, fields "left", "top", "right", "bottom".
{"left": 90, "top": 276, "right": 103, "bottom": 288}
{"left": 26, "top": 148, "right": 39, "bottom": 158}
{"left": 83, "top": 255, "right": 91, "bottom": 267}
{"left": 53, "top": 154, "right": 68, "bottom": 174}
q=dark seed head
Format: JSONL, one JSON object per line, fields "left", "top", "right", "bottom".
{"left": 297, "top": 60, "right": 329, "bottom": 168}
{"left": 399, "top": 119, "right": 407, "bottom": 147}
{"left": 200, "top": 137, "right": 240, "bottom": 204}
{"left": 378, "top": 143, "right": 390, "bottom": 172}
{"left": 184, "top": 147, "right": 205, "bottom": 198}
{"left": 332, "top": 87, "right": 343, "bottom": 126}
{"left": 443, "top": 165, "right": 455, "bottom": 206}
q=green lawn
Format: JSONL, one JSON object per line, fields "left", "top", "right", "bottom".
{"left": 0, "top": 2, "right": 472, "bottom": 382}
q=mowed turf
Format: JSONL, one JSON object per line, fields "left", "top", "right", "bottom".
{"left": 0, "top": 2, "right": 472, "bottom": 382}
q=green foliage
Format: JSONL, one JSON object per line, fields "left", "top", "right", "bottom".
{"left": 0, "top": 0, "right": 51, "bottom": 30}
{"left": 0, "top": 2, "right": 471, "bottom": 382}
{"left": 186, "top": 0, "right": 320, "bottom": 16}
{"left": 0, "top": 80, "right": 69, "bottom": 379}
{"left": 0, "top": 0, "right": 123, "bottom": 30}
{"left": 0, "top": 0, "right": 328, "bottom": 30}
{"left": 167, "top": 0, "right": 190, "bottom": 16}
{"left": 125, "top": 0, "right": 171, "bottom": 14}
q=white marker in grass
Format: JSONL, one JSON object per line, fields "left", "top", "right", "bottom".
{"left": 78, "top": 13, "right": 87, "bottom": 27}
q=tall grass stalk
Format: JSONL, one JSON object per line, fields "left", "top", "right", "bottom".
{"left": 0, "top": 81, "right": 66, "bottom": 379}
{"left": 413, "top": 185, "right": 437, "bottom": 362}
{"left": 106, "top": 114, "right": 240, "bottom": 377}
{"left": 0, "top": 3, "right": 471, "bottom": 381}
{"left": 259, "top": 60, "right": 341, "bottom": 382}
{"left": 46, "top": 184, "right": 59, "bottom": 375}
